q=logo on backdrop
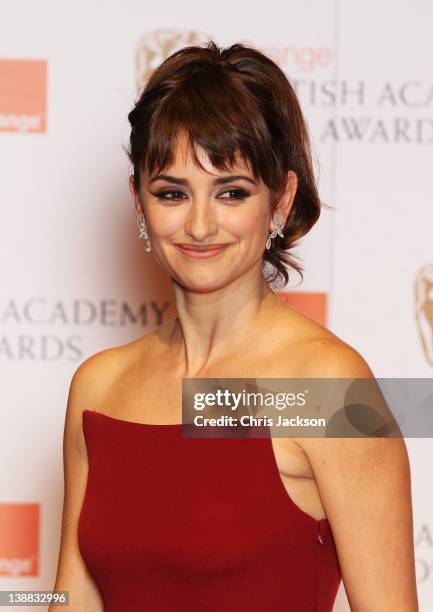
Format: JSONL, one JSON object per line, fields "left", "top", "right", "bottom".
{"left": 133, "top": 31, "right": 432, "bottom": 144}
{"left": 415, "top": 263, "right": 433, "bottom": 367}
{"left": 134, "top": 29, "right": 210, "bottom": 89}
{"left": 316, "top": 80, "right": 433, "bottom": 144}
{"left": 0, "top": 59, "right": 47, "bottom": 133}
{"left": 133, "top": 30, "right": 332, "bottom": 91}
{"left": 0, "top": 298, "right": 172, "bottom": 361}
{"left": 415, "top": 523, "right": 433, "bottom": 586}
{"left": 0, "top": 503, "right": 39, "bottom": 576}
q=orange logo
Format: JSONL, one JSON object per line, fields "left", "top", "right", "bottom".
{"left": 276, "top": 291, "right": 328, "bottom": 326}
{"left": 0, "top": 59, "right": 47, "bottom": 133}
{"left": 0, "top": 503, "right": 39, "bottom": 576}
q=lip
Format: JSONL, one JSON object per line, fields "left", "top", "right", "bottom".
{"left": 175, "top": 244, "right": 230, "bottom": 259}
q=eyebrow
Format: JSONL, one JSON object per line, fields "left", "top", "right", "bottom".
{"left": 149, "top": 174, "right": 257, "bottom": 186}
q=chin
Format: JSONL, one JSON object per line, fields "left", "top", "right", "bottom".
{"left": 174, "top": 272, "right": 231, "bottom": 293}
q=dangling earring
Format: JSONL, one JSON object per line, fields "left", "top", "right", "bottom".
{"left": 266, "top": 212, "right": 285, "bottom": 250}
{"left": 137, "top": 213, "right": 152, "bottom": 252}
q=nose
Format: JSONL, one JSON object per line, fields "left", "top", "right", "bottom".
{"left": 184, "top": 197, "right": 218, "bottom": 243}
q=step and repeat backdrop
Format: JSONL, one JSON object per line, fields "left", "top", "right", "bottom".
{"left": 1, "top": 1, "right": 432, "bottom": 610}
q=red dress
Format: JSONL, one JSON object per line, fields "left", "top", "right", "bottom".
{"left": 78, "top": 409, "right": 341, "bottom": 611}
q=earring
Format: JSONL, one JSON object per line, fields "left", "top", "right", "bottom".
{"left": 266, "top": 212, "right": 285, "bottom": 250}
{"left": 137, "top": 213, "right": 152, "bottom": 252}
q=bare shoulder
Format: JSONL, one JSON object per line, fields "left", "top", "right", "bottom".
{"left": 302, "top": 334, "right": 375, "bottom": 379}
{"left": 277, "top": 306, "right": 397, "bottom": 461}
{"left": 68, "top": 318, "right": 178, "bottom": 415}
{"left": 68, "top": 345, "right": 128, "bottom": 415}
{"left": 275, "top": 302, "right": 375, "bottom": 378}
{"left": 297, "top": 336, "right": 405, "bottom": 459}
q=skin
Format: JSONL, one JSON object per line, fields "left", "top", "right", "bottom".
{"left": 130, "top": 130, "right": 298, "bottom": 376}
{"left": 50, "top": 131, "right": 419, "bottom": 611}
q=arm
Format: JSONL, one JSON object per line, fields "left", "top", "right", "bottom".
{"left": 49, "top": 352, "right": 116, "bottom": 611}
{"left": 300, "top": 341, "right": 419, "bottom": 611}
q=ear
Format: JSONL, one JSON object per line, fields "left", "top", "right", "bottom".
{"left": 129, "top": 175, "right": 144, "bottom": 219}
{"left": 270, "top": 170, "right": 298, "bottom": 229}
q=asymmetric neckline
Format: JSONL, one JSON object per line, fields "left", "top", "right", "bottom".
{"left": 82, "top": 407, "right": 330, "bottom": 528}
{"left": 78, "top": 406, "right": 341, "bottom": 610}
{"left": 83, "top": 408, "right": 183, "bottom": 427}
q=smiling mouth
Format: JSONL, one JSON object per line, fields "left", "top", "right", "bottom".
{"left": 175, "top": 244, "right": 230, "bottom": 258}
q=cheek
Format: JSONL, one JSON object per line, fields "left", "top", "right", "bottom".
{"left": 147, "top": 208, "right": 183, "bottom": 236}
{"left": 223, "top": 208, "right": 268, "bottom": 240}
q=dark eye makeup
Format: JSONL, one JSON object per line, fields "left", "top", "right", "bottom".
{"left": 151, "top": 188, "right": 251, "bottom": 203}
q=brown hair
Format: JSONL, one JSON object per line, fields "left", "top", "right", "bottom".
{"left": 125, "top": 40, "right": 323, "bottom": 288}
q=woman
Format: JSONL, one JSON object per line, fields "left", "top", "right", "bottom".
{"left": 50, "top": 41, "right": 418, "bottom": 611}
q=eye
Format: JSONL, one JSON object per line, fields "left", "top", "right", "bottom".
{"left": 153, "top": 189, "right": 186, "bottom": 202}
{"left": 152, "top": 188, "right": 250, "bottom": 203}
{"left": 218, "top": 188, "right": 250, "bottom": 202}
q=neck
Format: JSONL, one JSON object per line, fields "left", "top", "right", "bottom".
{"left": 169, "top": 264, "right": 282, "bottom": 377}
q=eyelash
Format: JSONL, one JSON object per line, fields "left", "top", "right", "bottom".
{"left": 152, "top": 188, "right": 250, "bottom": 203}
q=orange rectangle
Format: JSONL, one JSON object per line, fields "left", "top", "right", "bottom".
{"left": 276, "top": 291, "right": 328, "bottom": 326}
{"left": 0, "top": 503, "right": 39, "bottom": 576}
{"left": 0, "top": 59, "right": 47, "bottom": 132}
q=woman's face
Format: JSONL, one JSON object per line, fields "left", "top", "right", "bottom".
{"left": 129, "top": 134, "right": 296, "bottom": 293}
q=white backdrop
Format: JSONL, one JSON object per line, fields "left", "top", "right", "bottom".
{"left": 1, "top": 1, "right": 432, "bottom": 610}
